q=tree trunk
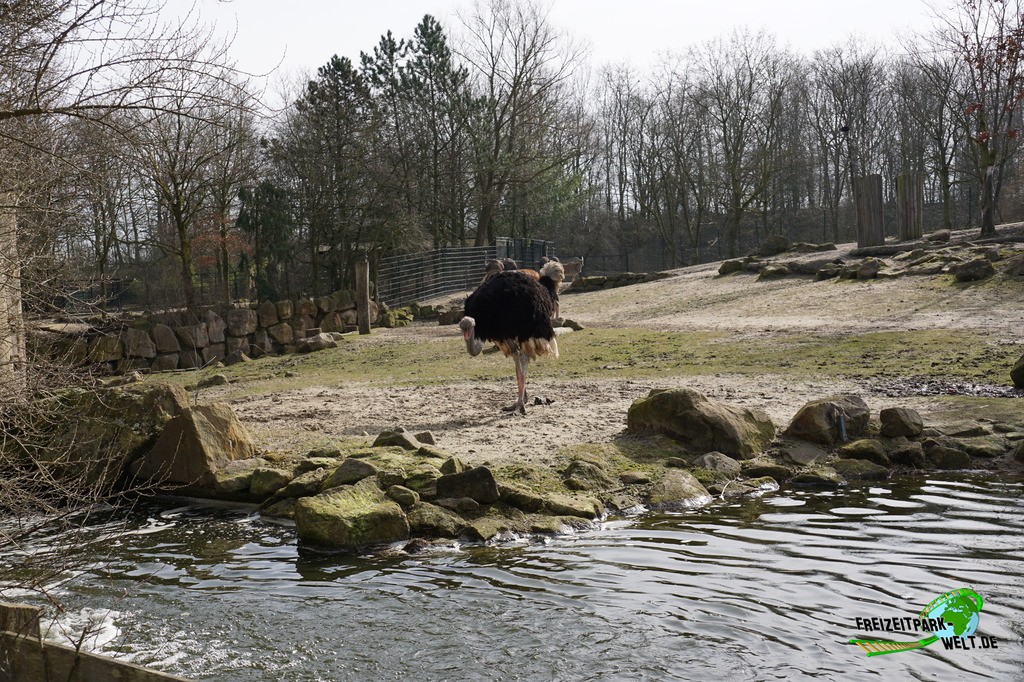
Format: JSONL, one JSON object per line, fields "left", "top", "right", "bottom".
{"left": 980, "top": 165, "right": 996, "bottom": 237}
{"left": 176, "top": 220, "right": 197, "bottom": 310}
{"left": 939, "top": 165, "right": 953, "bottom": 231}
{"left": 0, "top": 194, "right": 26, "bottom": 392}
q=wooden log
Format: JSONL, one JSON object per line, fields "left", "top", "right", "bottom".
{"left": 855, "top": 174, "right": 885, "bottom": 248}
{"left": 355, "top": 258, "right": 371, "bottom": 335}
{"left": 896, "top": 172, "right": 924, "bottom": 241}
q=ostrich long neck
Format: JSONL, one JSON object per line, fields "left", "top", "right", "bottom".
{"left": 465, "top": 332, "right": 483, "bottom": 356}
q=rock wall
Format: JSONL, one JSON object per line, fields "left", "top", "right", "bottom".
{"left": 33, "top": 289, "right": 380, "bottom": 373}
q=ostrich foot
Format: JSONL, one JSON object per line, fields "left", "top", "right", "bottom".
{"left": 501, "top": 400, "right": 526, "bottom": 415}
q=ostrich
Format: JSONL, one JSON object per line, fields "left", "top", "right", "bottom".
{"left": 459, "top": 260, "right": 564, "bottom": 414}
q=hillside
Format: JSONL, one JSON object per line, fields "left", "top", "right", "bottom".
{"left": 176, "top": 228, "right": 1024, "bottom": 466}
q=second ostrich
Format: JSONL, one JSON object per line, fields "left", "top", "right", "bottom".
{"left": 459, "top": 260, "right": 565, "bottom": 414}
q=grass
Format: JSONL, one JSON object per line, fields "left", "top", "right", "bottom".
{"left": 156, "top": 324, "right": 1020, "bottom": 403}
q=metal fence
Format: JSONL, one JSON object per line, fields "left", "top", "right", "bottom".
{"left": 376, "top": 238, "right": 556, "bottom": 308}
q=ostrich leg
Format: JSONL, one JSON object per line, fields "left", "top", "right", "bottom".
{"left": 502, "top": 345, "right": 529, "bottom": 414}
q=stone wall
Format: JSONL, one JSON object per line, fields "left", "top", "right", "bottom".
{"left": 34, "top": 289, "right": 380, "bottom": 373}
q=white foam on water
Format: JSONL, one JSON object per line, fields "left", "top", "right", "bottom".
{"left": 43, "top": 606, "right": 123, "bottom": 652}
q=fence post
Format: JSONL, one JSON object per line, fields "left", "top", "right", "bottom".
{"left": 896, "top": 172, "right": 923, "bottom": 241}
{"left": 356, "top": 257, "right": 371, "bottom": 335}
{"left": 855, "top": 174, "right": 885, "bottom": 248}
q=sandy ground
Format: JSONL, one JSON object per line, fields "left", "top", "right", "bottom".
{"left": 216, "top": 231, "right": 1024, "bottom": 465}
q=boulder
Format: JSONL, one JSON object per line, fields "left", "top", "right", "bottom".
{"left": 257, "top": 300, "right": 279, "bottom": 328}
{"left": 404, "top": 464, "right": 442, "bottom": 495}
{"left": 837, "top": 439, "right": 890, "bottom": 466}
{"left": 757, "top": 264, "right": 790, "bottom": 280}
{"left": 122, "top": 328, "right": 156, "bottom": 359}
{"left": 295, "top": 478, "right": 410, "bottom": 550}
{"left": 741, "top": 461, "right": 794, "bottom": 481}
{"left": 830, "top": 458, "right": 890, "bottom": 480}
{"left": 226, "top": 308, "right": 258, "bottom": 337}
{"left": 925, "top": 229, "right": 951, "bottom": 242}
{"left": 296, "top": 333, "right": 337, "bottom": 353}
{"left": 1014, "top": 440, "right": 1024, "bottom": 463}
{"left": 202, "top": 343, "right": 225, "bottom": 365}
{"left": 542, "top": 493, "right": 604, "bottom": 519}
{"left": 24, "top": 383, "right": 189, "bottom": 488}
{"left": 783, "top": 395, "right": 870, "bottom": 446}
{"left": 781, "top": 441, "right": 829, "bottom": 466}
{"left": 87, "top": 334, "right": 124, "bottom": 363}
{"left": 266, "top": 468, "right": 332, "bottom": 502}
{"left": 295, "top": 299, "right": 318, "bottom": 317}
{"left": 151, "top": 353, "right": 179, "bottom": 372}
{"left": 288, "top": 314, "right": 316, "bottom": 336}
{"left": 224, "top": 350, "right": 251, "bottom": 366}
{"left": 789, "top": 466, "right": 844, "bottom": 488}
{"left": 175, "top": 324, "right": 209, "bottom": 350}
{"left": 692, "top": 451, "right": 742, "bottom": 478}
{"left": 626, "top": 388, "right": 776, "bottom": 459}
{"left": 562, "top": 460, "right": 618, "bottom": 491}
{"left": 756, "top": 235, "right": 790, "bottom": 257}
{"left": 647, "top": 469, "right": 712, "bottom": 509}
{"left": 406, "top": 502, "right": 466, "bottom": 538}
{"left": 888, "top": 438, "right": 926, "bottom": 468}
{"left": 926, "top": 446, "right": 972, "bottom": 470}
{"left": 332, "top": 290, "right": 356, "bottom": 311}
{"left": 204, "top": 310, "right": 227, "bottom": 344}
{"left": 435, "top": 466, "right": 500, "bottom": 504}
{"left": 880, "top": 407, "right": 924, "bottom": 437}
{"left": 857, "top": 258, "right": 884, "bottom": 279}
{"left": 957, "top": 436, "right": 1010, "bottom": 458}
{"left": 954, "top": 258, "right": 995, "bottom": 282}
{"left": 267, "top": 323, "right": 294, "bottom": 346}
{"left": 251, "top": 330, "right": 272, "bottom": 357}
{"left": 275, "top": 300, "right": 293, "bottom": 320}
{"left": 322, "top": 457, "right": 379, "bottom": 488}
{"left": 250, "top": 468, "right": 294, "bottom": 500}
{"left": 385, "top": 485, "right": 420, "bottom": 508}
{"left": 151, "top": 324, "right": 180, "bottom": 353}
{"left": 197, "top": 373, "right": 228, "bottom": 388}
{"left": 372, "top": 429, "right": 421, "bottom": 450}
{"left": 178, "top": 350, "right": 202, "bottom": 369}
{"left": 130, "top": 403, "right": 256, "bottom": 488}
{"left": 1012, "top": 354, "right": 1024, "bottom": 389}
{"left": 316, "top": 296, "right": 336, "bottom": 314}
{"left": 440, "top": 456, "right": 466, "bottom": 475}
{"left": 226, "top": 336, "right": 249, "bottom": 356}
{"left": 498, "top": 484, "right": 548, "bottom": 513}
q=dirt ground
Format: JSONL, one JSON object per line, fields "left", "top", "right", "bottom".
{"left": 217, "top": 231, "right": 1024, "bottom": 466}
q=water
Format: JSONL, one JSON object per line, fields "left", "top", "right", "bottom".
{"left": 4, "top": 474, "right": 1023, "bottom": 681}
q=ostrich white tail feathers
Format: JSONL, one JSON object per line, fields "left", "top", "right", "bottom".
{"left": 539, "top": 260, "right": 564, "bottom": 283}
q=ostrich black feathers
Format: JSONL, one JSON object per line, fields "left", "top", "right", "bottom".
{"left": 464, "top": 271, "right": 557, "bottom": 346}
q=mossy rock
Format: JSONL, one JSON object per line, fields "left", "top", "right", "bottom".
{"left": 404, "top": 463, "right": 443, "bottom": 495}
{"left": 789, "top": 466, "right": 844, "bottom": 488}
{"left": 385, "top": 485, "right": 420, "bottom": 508}
{"left": 407, "top": 502, "right": 466, "bottom": 538}
{"left": 562, "top": 459, "right": 617, "bottom": 491}
{"left": 830, "top": 458, "right": 890, "bottom": 481}
{"left": 296, "top": 457, "right": 343, "bottom": 475}
{"left": 322, "top": 458, "right": 379, "bottom": 489}
{"left": 837, "top": 439, "right": 890, "bottom": 466}
{"left": 264, "top": 467, "right": 332, "bottom": 505}
{"left": 717, "top": 476, "right": 779, "bottom": 498}
{"left": 926, "top": 446, "right": 972, "bottom": 470}
{"left": 261, "top": 498, "right": 298, "bottom": 520}
{"left": 498, "top": 483, "right": 547, "bottom": 513}
{"left": 647, "top": 469, "right": 712, "bottom": 509}
{"left": 295, "top": 478, "right": 410, "bottom": 550}
{"left": 740, "top": 460, "right": 794, "bottom": 481}
{"left": 956, "top": 436, "right": 1011, "bottom": 458}
{"left": 250, "top": 467, "right": 294, "bottom": 500}
{"left": 542, "top": 493, "right": 604, "bottom": 519}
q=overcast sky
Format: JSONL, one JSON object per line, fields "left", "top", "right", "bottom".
{"left": 168, "top": 0, "right": 944, "bottom": 81}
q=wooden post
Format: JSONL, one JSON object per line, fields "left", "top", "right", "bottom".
{"left": 855, "top": 174, "right": 885, "bottom": 248}
{"left": 896, "top": 172, "right": 924, "bottom": 241}
{"left": 0, "top": 602, "right": 41, "bottom": 637}
{"left": 0, "top": 193, "right": 26, "bottom": 392}
{"left": 355, "top": 257, "right": 371, "bottom": 335}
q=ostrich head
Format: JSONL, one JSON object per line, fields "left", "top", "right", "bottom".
{"left": 459, "top": 316, "right": 483, "bottom": 356}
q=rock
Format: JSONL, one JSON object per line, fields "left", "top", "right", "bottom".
{"left": 757, "top": 264, "right": 790, "bottom": 280}
{"left": 406, "top": 502, "right": 466, "bottom": 538}
{"left": 925, "top": 229, "right": 951, "bottom": 242}
{"left": 175, "top": 324, "right": 209, "bottom": 350}
{"left": 320, "top": 311, "right": 344, "bottom": 333}
{"left": 1012, "top": 354, "right": 1024, "bottom": 389}
{"left": 857, "top": 258, "right": 884, "bottom": 279}
{"left": 816, "top": 263, "right": 843, "bottom": 280}
{"left": 880, "top": 407, "right": 924, "bottom": 437}
{"left": 131, "top": 403, "right": 257, "bottom": 488}
{"left": 692, "top": 451, "right": 742, "bottom": 478}
{"left": 316, "top": 296, "right": 336, "bottom": 314}
{"left": 296, "top": 456, "right": 342, "bottom": 474}
{"left": 718, "top": 259, "right": 746, "bottom": 275}
{"left": 888, "top": 439, "right": 926, "bottom": 468}
{"left": 225, "top": 335, "right": 249, "bottom": 357}
{"left": 202, "top": 343, "right": 226, "bottom": 365}
{"left": 224, "top": 350, "right": 251, "bottom": 366}
{"left": 626, "top": 388, "right": 775, "bottom": 459}
{"left": 250, "top": 468, "right": 294, "bottom": 499}
{"left": 543, "top": 493, "right": 604, "bottom": 519}
{"left": 178, "top": 350, "right": 201, "bottom": 369}
{"left": 781, "top": 441, "right": 829, "bottom": 466}
{"left": 562, "top": 459, "right": 618, "bottom": 491}
{"left": 250, "top": 330, "right": 272, "bottom": 358}
{"left": 939, "top": 422, "right": 989, "bottom": 438}
{"left": 664, "top": 457, "right": 689, "bottom": 468}
{"left": 295, "top": 479, "right": 409, "bottom": 550}
{"left": 204, "top": 311, "right": 227, "bottom": 344}
{"left": 756, "top": 235, "right": 790, "bottom": 257}
{"left": 151, "top": 324, "right": 180, "bottom": 353}
{"left": 740, "top": 461, "right": 794, "bottom": 480}
{"left": 377, "top": 468, "right": 406, "bottom": 488}
{"left": 404, "top": 463, "right": 442, "bottom": 495}
{"left": 440, "top": 457, "right": 465, "bottom": 475}
{"left": 146, "top": 353, "right": 175, "bottom": 372}
{"left": 225, "top": 308, "right": 258, "bottom": 337}
{"left": 333, "top": 290, "right": 355, "bottom": 311}
{"left": 122, "top": 328, "right": 156, "bottom": 359}
{"left": 435, "top": 466, "right": 500, "bottom": 504}
{"left": 197, "top": 373, "right": 228, "bottom": 388}
{"left": 322, "top": 457, "right": 379, "bottom": 488}
{"left": 261, "top": 498, "right": 298, "bottom": 520}
{"left": 784, "top": 395, "right": 870, "bottom": 446}
{"left": 267, "top": 322, "right": 293, "bottom": 346}
{"left": 257, "top": 300, "right": 279, "bottom": 328}
{"left": 620, "top": 471, "right": 651, "bottom": 485}
{"left": 954, "top": 258, "right": 995, "bottom": 282}
{"left": 926, "top": 446, "right": 972, "bottom": 470}
{"left": 837, "top": 439, "right": 890, "bottom": 466}
{"left": 386, "top": 485, "right": 420, "bottom": 508}
{"left": 718, "top": 476, "right": 779, "bottom": 498}
{"left": 1014, "top": 441, "right": 1024, "bottom": 463}
{"left": 210, "top": 458, "right": 265, "bottom": 495}
{"left": 266, "top": 468, "right": 334, "bottom": 503}
{"left": 435, "top": 497, "right": 481, "bottom": 514}
{"left": 296, "top": 333, "right": 337, "bottom": 353}
{"left": 288, "top": 314, "right": 316, "bottom": 336}
{"left": 372, "top": 429, "right": 421, "bottom": 450}
{"left": 275, "top": 300, "right": 293, "bottom": 320}
{"left": 830, "top": 458, "right": 890, "bottom": 480}
{"left": 87, "top": 334, "right": 124, "bottom": 363}
{"left": 648, "top": 470, "right": 712, "bottom": 509}
{"left": 414, "top": 431, "right": 436, "bottom": 446}
{"left": 957, "top": 436, "right": 1010, "bottom": 458}
{"left": 789, "top": 466, "right": 844, "bottom": 488}
{"left": 498, "top": 484, "right": 547, "bottom": 513}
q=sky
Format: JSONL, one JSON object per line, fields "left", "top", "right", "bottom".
{"left": 165, "top": 0, "right": 945, "bottom": 82}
